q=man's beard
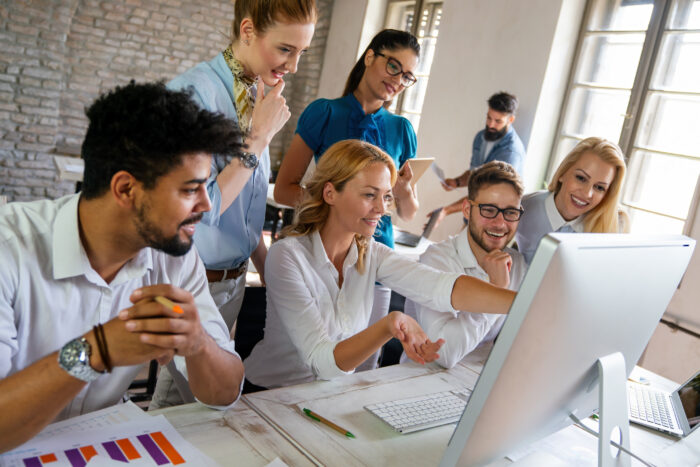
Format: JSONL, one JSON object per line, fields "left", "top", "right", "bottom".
{"left": 468, "top": 213, "right": 508, "bottom": 254}
{"left": 134, "top": 201, "right": 202, "bottom": 257}
{"left": 484, "top": 125, "right": 508, "bottom": 142}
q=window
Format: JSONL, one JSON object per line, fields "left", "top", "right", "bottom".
{"left": 550, "top": 0, "right": 700, "bottom": 233}
{"left": 384, "top": 0, "right": 443, "bottom": 131}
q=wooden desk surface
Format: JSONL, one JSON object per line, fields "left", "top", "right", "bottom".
{"left": 153, "top": 348, "right": 699, "bottom": 466}
{"left": 150, "top": 398, "right": 315, "bottom": 466}
{"left": 243, "top": 361, "right": 480, "bottom": 467}
{"left": 242, "top": 352, "right": 700, "bottom": 467}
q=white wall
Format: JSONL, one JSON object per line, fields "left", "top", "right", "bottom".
{"left": 396, "top": 0, "right": 586, "bottom": 241}
{"left": 317, "top": 0, "right": 369, "bottom": 100}
{"left": 316, "top": 0, "right": 388, "bottom": 100}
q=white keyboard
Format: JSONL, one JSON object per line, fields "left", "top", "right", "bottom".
{"left": 365, "top": 389, "right": 471, "bottom": 434}
{"left": 627, "top": 383, "right": 679, "bottom": 432}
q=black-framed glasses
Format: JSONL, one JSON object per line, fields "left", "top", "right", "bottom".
{"left": 373, "top": 51, "right": 417, "bottom": 88}
{"left": 470, "top": 202, "right": 524, "bottom": 222}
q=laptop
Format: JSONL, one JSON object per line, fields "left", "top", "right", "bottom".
{"left": 394, "top": 208, "right": 441, "bottom": 247}
{"left": 627, "top": 369, "right": 700, "bottom": 437}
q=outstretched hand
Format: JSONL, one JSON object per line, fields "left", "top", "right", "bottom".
{"left": 441, "top": 178, "right": 458, "bottom": 191}
{"left": 387, "top": 311, "right": 444, "bottom": 364}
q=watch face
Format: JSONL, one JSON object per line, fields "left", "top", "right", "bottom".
{"left": 239, "top": 151, "right": 259, "bottom": 169}
{"left": 59, "top": 338, "right": 101, "bottom": 382}
{"left": 60, "top": 340, "right": 81, "bottom": 367}
{"left": 59, "top": 338, "right": 89, "bottom": 370}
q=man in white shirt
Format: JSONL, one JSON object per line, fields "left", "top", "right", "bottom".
{"left": 0, "top": 82, "right": 245, "bottom": 453}
{"left": 406, "top": 161, "right": 527, "bottom": 368}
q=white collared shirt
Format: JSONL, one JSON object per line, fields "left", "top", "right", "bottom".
{"left": 405, "top": 230, "right": 526, "bottom": 369}
{"left": 543, "top": 191, "right": 585, "bottom": 233}
{"left": 0, "top": 194, "right": 240, "bottom": 420}
{"left": 244, "top": 231, "right": 461, "bottom": 388}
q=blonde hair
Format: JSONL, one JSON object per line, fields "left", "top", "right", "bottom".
{"left": 231, "top": 0, "right": 317, "bottom": 42}
{"left": 548, "top": 137, "right": 628, "bottom": 233}
{"left": 282, "top": 140, "right": 398, "bottom": 273}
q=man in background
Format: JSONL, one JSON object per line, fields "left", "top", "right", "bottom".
{"left": 432, "top": 92, "right": 526, "bottom": 227}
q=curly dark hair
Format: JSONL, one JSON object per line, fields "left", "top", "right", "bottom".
{"left": 80, "top": 81, "right": 243, "bottom": 199}
{"left": 487, "top": 91, "right": 518, "bottom": 115}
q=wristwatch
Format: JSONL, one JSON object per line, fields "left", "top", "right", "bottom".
{"left": 58, "top": 337, "right": 104, "bottom": 382}
{"left": 235, "top": 151, "right": 259, "bottom": 170}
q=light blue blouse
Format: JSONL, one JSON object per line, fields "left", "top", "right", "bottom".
{"left": 168, "top": 53, "right": 270, "bottom": 269}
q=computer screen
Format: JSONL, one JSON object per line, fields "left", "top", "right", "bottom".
{"left": 440, "top": 233, "right": 695, "bottom": 467}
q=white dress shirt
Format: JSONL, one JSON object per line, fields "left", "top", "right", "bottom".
{"left": 0, "top": 194, "right": 241, "bottom": 421}
{"left": 405, "top": 229, "right": 526, "bottom": 369}
{"left": 244, "top": 231, "right": 461, "bottom": 388}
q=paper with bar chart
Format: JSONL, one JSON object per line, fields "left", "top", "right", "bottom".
{"left": 0, "top": 415, "right": 215, "bottom": 467}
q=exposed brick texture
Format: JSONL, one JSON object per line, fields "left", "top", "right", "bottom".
{"left": 0, "top": 0, "right": 333, "bottom": 202}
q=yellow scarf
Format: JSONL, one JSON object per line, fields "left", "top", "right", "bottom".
{"left": 222, "top": 45, "right": 256, "bottom": 134}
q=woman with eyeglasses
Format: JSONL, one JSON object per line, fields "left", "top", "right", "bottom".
{"left": 243, "top": 140, "right": 515, "bottom": 390}
{"left": 515, "top": 137, "right": 629, "bottom": 264}
{"left": 274, "top": 30, "right": 422, "bottom": 369}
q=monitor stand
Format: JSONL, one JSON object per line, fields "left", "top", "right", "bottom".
{"left": 597, "top": 352, "right": 631, "bottom": 467}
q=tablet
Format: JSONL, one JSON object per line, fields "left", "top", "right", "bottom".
{"left": 405, "top": 158, "right": 434, "bottom": 187}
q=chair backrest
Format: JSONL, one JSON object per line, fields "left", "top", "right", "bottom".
{"left": 233, "top": 286, "right": 267, "bottom": 361}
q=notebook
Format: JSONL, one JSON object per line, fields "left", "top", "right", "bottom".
{"left": 394, "top": 208, "right": 441, "bottom": 247}
{"left": 627, "top": 369, "right": 700, "bottom": 437}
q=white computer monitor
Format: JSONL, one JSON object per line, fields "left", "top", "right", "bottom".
{"left": 440, "top": 233, "right": 695, "bottom": 467}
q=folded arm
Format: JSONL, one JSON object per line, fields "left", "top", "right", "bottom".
{"left": 122, "top": 285, "right": 244, "bottom": 406}
{"left": 274, "top": 134, "right": 314, "bottom": 207}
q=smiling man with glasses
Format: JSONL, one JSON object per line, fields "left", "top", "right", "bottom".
{"left": 405, "top": 161, "right": 526, "bottom": 369}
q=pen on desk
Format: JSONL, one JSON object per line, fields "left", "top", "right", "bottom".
{"left": 154, "top": 296, "right": 184, "bottom": 314}
{"left": 302, "top": 408, "right": 355, "bottom": 439}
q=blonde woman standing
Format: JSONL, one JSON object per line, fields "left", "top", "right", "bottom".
{"left": 152, "top": 0, "right": 317, "bottom": 408}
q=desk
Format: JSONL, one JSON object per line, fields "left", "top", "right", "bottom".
{"left": 153, "top": 347, "right": 699, "bottom": 466}
{"left": 150, "top": 397, "right": 315, "bottom": 466}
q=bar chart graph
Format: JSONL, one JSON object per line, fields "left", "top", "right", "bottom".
{"left": 19, "top": 431, "right": 185, "bottom": 466}
{"left": 1, "top": 412, "right": 213, "bottom": 467}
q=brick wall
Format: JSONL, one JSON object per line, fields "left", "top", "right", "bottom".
{"left": 0, "top": 0, "right": 333, "bottom": 202}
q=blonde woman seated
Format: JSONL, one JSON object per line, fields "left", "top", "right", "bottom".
{"left": 243, "top": 140, "right": 515, "bottom": 390}
{"left": 516, "top": 137, "right": 629, "bottom": 264}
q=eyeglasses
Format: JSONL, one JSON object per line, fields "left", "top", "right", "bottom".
{"left": 373, "top": 51, "right": 417, "bottom": 88}
{"left": 470, "top": 202, "right": 524, "bottom": 222}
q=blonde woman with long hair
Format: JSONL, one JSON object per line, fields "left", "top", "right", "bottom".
{"left": 516, "top": 137, "right": 629, "bottom": 264}
{"left": 243, "top": 140, "right": 515, "bottom": 391}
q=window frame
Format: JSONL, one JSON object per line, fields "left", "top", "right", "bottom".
{"left": 548, "top": 0, "right": 700, "bottom": 228}
{"left": 384, "top": 0, "right": 443, "bottom": 130}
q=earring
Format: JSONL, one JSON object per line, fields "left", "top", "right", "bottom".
{"left": 244, "top": 39, "right": 249, "bottom": 46}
